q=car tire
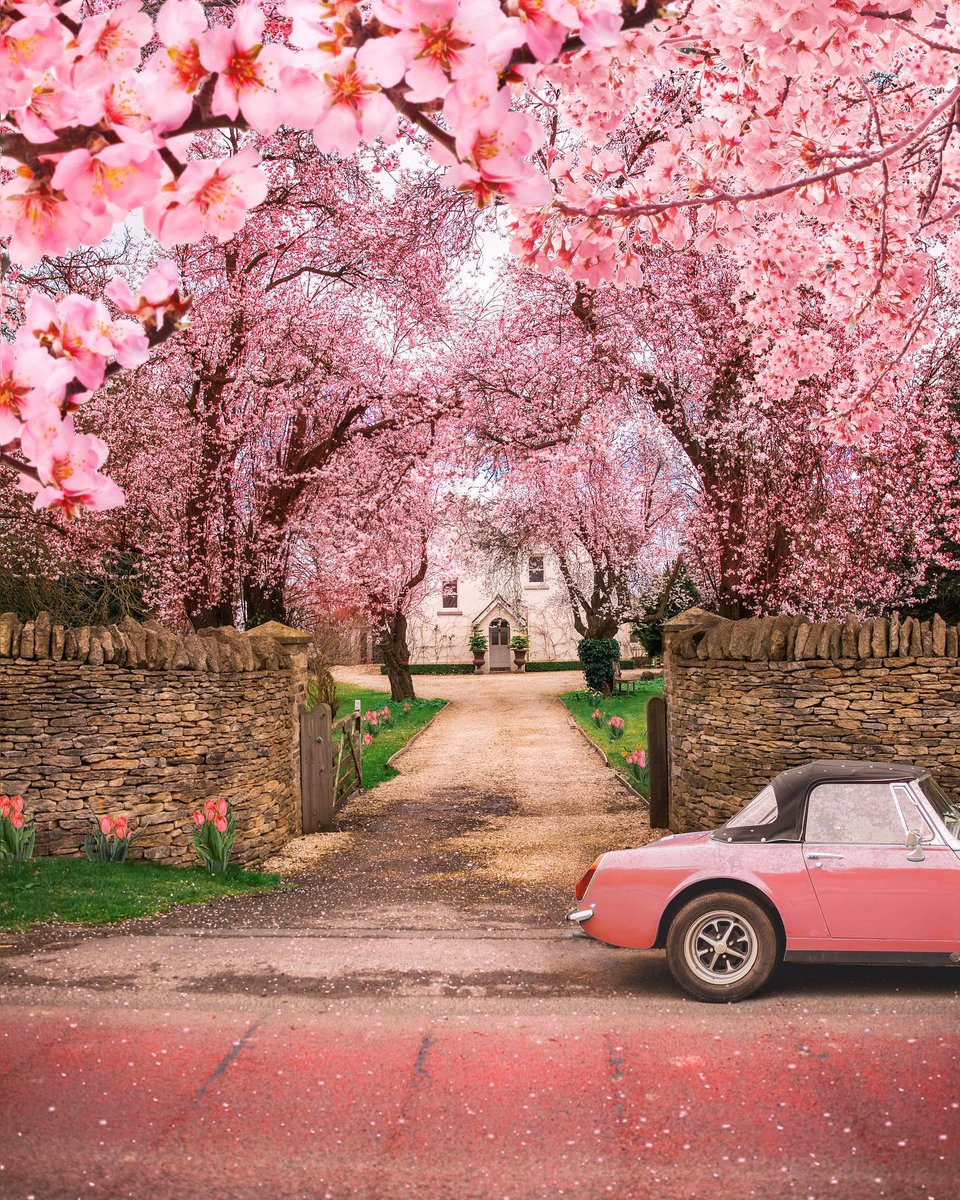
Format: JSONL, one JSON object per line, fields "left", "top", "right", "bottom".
{"left": 665, "top": 891, "right": 782, "bottom": 1003}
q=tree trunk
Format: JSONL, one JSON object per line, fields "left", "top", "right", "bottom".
{"left": 242, "top": 575, "right": 288, "bottom": 628}
{"left": 187, "top": 599, "right": 235, "bottom": 629}
{"left": 379, "top": 610, "right": 417, "bottom": 701}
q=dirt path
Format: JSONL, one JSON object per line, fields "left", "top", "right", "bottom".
{"left": 241, "top": 667, "right": 655, "bottom": 929}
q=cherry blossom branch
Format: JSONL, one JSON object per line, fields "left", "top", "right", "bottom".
{"left": 568, "top": 82, "right": 960, "bottom": 220}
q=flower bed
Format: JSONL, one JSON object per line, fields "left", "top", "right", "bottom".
{"left": 562, "top": 681, "right": 664, "bottom": 798}
{"left": 336, "top": 686, "right": 446, "bottom": 789}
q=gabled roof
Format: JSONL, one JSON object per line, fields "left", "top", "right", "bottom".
{"left": 472, "top": 594, "right": 525, "bottom": 627}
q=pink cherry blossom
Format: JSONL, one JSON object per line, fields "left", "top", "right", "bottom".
{"left": 19, "top": 417, "right": 125, "bottom": 516}
{"left": 198, "top": 3, "right": 290, "bottom": 134}
{"left": 144, "top": 146, "right": 269, "bottom": 246}
{"left": 50, "top": 132, "right": 166, "bottom": 217}
{"left": 0, "top": 342, "right": 70, "bottom": 446}
{"left": 69, "top": 0, "right": 155, "bottom": 91}
{"left": 105, "top": 259, "right": 188, "bottom": 331}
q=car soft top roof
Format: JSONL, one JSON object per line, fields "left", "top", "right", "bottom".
{"left": 719, "top": 760, "right": 927, "bottom": 843}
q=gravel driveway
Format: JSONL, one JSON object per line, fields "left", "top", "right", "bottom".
{"left": 257, "top": 666, "right": 657, "bottom": 927}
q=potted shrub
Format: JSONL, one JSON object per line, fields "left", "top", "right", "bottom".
{"left": 469, "top": 627, "right": 488, "bottom": 673}
{"left": 510, "top": 631, "right": 529, "bottom": 671}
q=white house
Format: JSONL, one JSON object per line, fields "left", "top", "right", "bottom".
{"left": 401, "top": 550, "right": 635, "bottom": 670}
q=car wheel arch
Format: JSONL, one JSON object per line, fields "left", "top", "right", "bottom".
{"left": 654, "top": 878, "right": 786, "bottom": 951}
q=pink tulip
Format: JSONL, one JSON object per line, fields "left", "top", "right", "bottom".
{"left": 100, "top": 815, "right": 113, "bottom": 835}
{"left": 10, "top": 813, "right": 23, "bottom": 830}
{"left": 638, "top": 749, "right": 646, "bottom": 768}
{"left": 214, "top": 816, "right": 228, "bottom": 833}
{"left": 217, "top": 799, "right": 228, "bottom": 818}
{"left": 192, "top": 811, "right": 205, "bottom": 826}
{"left": 363, "top": 732, "right": 373, "bottom": 746}
{"left": 12, "top": 795, "right": 23, "bottom": 813}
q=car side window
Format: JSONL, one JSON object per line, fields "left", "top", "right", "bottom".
{"left": 805, "top": 783, "right": 906, "bottom": 844}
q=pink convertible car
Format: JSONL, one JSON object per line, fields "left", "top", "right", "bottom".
{"left": 567, "top": 761, "right": 960, "bottom": 1002}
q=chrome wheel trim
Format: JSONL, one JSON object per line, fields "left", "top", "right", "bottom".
{"left": 682, "top": 909, "right": 759, "bottom": 986}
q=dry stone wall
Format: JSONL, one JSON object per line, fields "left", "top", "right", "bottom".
{"left": 0, "top": 613, "right": 306, "bottom": 866}
{"left": 664, "top": 610, "right": 960, "bottom": 833}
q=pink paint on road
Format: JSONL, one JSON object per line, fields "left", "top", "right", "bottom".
{"left": 1, "top": 1009, "right": 958, "bottom": 1199}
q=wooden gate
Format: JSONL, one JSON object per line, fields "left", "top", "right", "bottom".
{"left": 300, "top": 704, "right": 363, "bottom": 834}
{"left": 645, "top": 694, "right": 670, "bottom": 829}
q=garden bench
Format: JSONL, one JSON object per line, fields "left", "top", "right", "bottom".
{"left": 613, "top": 661, "right": 648, "bottom": 695}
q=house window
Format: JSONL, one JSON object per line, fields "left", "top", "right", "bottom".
{"left": 441, "top": 579, "right": 458, "bottom": 609}
{"left": 528, "top": 555, "right": 545, "bottom": 584}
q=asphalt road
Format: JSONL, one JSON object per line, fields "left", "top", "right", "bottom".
{"left": 2, "top": 917, "right": 959, "bottom": 1200}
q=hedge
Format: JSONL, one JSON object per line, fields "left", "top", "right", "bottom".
{"left": 380, "top": 663, "right": 475, "bottom": 675}
{"left": 524, "top": 660, "right": 583, "bottom": 672}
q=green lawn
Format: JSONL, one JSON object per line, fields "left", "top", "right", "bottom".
{"left": 561, "top": 679, "right": 664, "bottom": 796}
{"left": 336, "top": 684, "right": 447, "bottom": 789}
{"left": 0, "top": 859, "right": 281, "bottom": 930}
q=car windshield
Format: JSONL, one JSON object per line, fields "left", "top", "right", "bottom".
{"left": 719, "top": 784, "right": 778, "bottom": 831}
{"left": 918, "top": 776, "right": 960, "bottom": 839}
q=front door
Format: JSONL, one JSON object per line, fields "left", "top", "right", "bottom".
{"left": 489, "top": 619, "right": 511, "bottom": 671}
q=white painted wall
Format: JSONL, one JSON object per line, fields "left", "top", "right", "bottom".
{"left": 405, "top": 549, "right": 634, "bottom": 668}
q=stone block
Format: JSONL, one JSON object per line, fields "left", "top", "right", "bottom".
{"left": 933, "top": 613, "right": 947, "bottom": 657}
{"left": 857, "top": 621, "right": 873, "bottom": 659}
{"left": 768, "top": 617, "right": 794, "bottom": 662}
{"left": 183, "top": 636, "right": 208, "bottom": 671}
{"left": 705, "top": 620, "right": 732, "bottom": 660}
{"left": 728, "top": 618, "right": 759, "bottom": 660}
{"left": 19, "top": 622, "right": 35, "bottom": 660}
{"left": 75, "top": 626, "right": 91, "bottom": 663}
{"left": 51, "top": 626, "right": 65, "bottom": 661}
{"left": 871, "top": 618, "right": 889, "bottom": 659}
{"left": 818, "top": 620, "right": 840, "bottom": 659}
{"left": 0, "top": 612, "right": 20, "bottom": 657}
{"left": 34, "top": 611, "right": 52, "bottom": 659}
{"left": 889, "top": 612, "right": 901, "bottom": 656}
{"left": 948, "top": 627, "right": 959, "bottom": 659}
{"left": 87, "top": 630, "right": 105, "bottom": 667}
{"left": 921, "top": 621, "right": 934, "bottom": 657}
{"left": 840, "top": 615, "right": 859, "bottom": 659}
{"left": 801, "top": 623, "right": 824, "bottom": 660}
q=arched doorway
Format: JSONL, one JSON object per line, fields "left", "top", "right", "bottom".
{"left": 488, "top": 618, "right": 511, "bottom": 671}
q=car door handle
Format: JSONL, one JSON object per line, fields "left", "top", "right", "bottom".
{"left": 806, "top": 852, "right": 844, "bottom": 860}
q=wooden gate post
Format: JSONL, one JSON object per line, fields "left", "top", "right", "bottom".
{"left": 646, "top": 694, "right": 670, "bottom": 829}
{"left": 300, "top": 702, "right": 333, "bottom": 833}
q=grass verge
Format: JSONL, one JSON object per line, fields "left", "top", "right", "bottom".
{"left": 0, "top": 859, "right": 281, "bottom": 930}
{"left": 561, "top": 680, "right": 664, "bottom": 797}
{"left": 336, "top": 685, "right": 447, "bottom": 790}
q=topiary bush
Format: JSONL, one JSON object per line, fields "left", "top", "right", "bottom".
{"left": 577, "top": 638, "right": 620, "bottom": 693}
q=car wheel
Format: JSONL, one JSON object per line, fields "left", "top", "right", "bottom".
{"left": 665, "top": 891, "right": 782, "bottom": 1003}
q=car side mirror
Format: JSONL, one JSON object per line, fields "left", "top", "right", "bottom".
{"left": 905, "top": 830, "right": 925, "bottom": 862}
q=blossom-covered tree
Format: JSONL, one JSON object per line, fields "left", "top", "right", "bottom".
{"left": 96, "top": 136, "right": 473, "bottom": 627}
{"left": 297, "top": 450, "right": 453, "bottom": 700}
{"left": 471, "top": 415, "right": 682, "bottom": 638}
{"left": 9, "top": 0, "right": 960, "bottom": 514}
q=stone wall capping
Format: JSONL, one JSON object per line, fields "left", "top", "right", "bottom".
{"left": 669, "top": 610, "right": 960, "bottom": 665}
{"left": 0, "top": 615, "right": 307, "bottom": 674}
